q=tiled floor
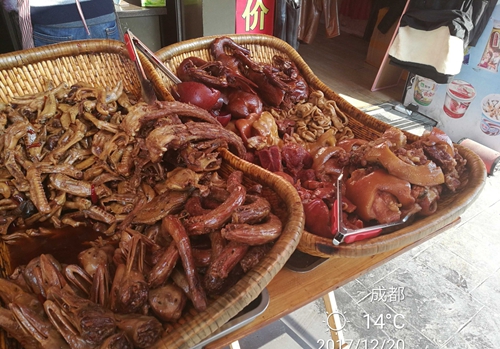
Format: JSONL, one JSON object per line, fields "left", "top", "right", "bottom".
{"left": 227, "top": 32, "right": 500, "bottom": 349}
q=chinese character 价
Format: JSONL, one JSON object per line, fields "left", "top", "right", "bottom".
{"left": 241, "top": 0, "right": 269, "bottom": 31}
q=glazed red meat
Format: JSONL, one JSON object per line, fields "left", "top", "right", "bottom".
{"left": 409, "top": 127, "right": 467, "bottom": 191}
{"left": 281, "top": 142, "right": 313, "bottom": 177}
{"left": 275, "top": 119, "right": 296, "bottom": 137}
{"left": 256, "top": 146, "right": 283, "bottom": 172}
{"left": 296, "top": 168, "right": 317, "bottom": 183}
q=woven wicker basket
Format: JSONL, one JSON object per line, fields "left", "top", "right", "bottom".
{"left": 0, "top": 40, "right": 141, "bottom": 103}
{"left": 151, "top": 34, "right": 487, "bottom": 259}
{"left": 0, "top": 40, "right": 304, "bottom": 349}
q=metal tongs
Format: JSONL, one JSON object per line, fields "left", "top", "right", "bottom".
{"left": 124, "top": 29, "right": 181, "bottom": 85}
{"left": 124, "top": 30, "right": 158, "bottom": 105}
{"left": 332, "top": 173, "right": 413, "bottom": 245}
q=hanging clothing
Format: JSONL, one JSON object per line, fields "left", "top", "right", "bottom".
{"left": 274, "top": 0, "right": 301, "bottom": 49}
{"left": 298, "top": 0, "right": 340, "bottom": 44}
{"left": 388, "top": 0, "right": 484, "bottom": 83}
{"left": 469, "top": 0, "right": 498, "bottom": 46}
{"left": 338, "top": 0, "right": 371, "bottom": 20}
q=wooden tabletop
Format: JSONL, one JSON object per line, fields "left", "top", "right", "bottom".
{"left": 204, "top": 218, "right": 460, "bottom": 349}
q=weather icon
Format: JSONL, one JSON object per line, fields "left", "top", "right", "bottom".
{"left": 323, "top": 311, "right": 350, "bottom": 332}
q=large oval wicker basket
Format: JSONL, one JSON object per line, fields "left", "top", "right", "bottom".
{"left": 0, "top": 40, "right": 304, "bottom": 349}
{"left": 150, "top": 34, "right": 487, "bottom": 259}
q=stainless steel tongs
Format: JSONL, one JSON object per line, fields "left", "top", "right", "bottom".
{"left": 123, "top": 30, "right": 158, "bottom": 105}
{"left": 332, "top": 173, "right": 413, "bottom": 245}
{"left": 124, "top": 30, "right": 182, "bottom": 85}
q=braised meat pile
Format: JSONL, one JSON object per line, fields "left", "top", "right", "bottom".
{"left": 0, "top": 79, "right": 282, "bottom": 348}
{"left": 166, "top": 36, "right": 469, "bottom": 239}
{"left": 256, "top": 127, "right": 468, "bottom": 237}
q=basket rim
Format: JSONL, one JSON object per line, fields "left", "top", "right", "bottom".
{"left": 298, "top": 143, "right": 487, "bottom": 257}
{"left": 0, "top": 38, "right": 146, "bottom": 104}
{"left": 0, "top": 39, "right": 127, "bottom": 70}
{"left": 150, "top": 148, "right": 304, "bottom": 348}
{"left": 152, "top": 33, "right": 416, "bottom": 142}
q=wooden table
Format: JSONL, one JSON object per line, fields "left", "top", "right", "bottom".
{"left": 205, "top": 219, "right": 460, "bottom": 349}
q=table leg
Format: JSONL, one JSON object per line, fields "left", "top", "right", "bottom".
{"left": 229, "top": 340, "right": 241, "bottom": 349}
{"left": 323, "top": 291, "right": 348, "bottom": 349}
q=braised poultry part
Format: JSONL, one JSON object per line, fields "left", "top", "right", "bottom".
{"left": 110, "top": 234, "right": 149, "bottom": 314}
{"left": 184, "top": 171, "right": 246, "bottom": 235}
{"left": 113, "top": 313, "right": 163, "bottom": 349}
{"left": 148, "top": 283, "right": 187, "bottom": 322}
{"left": 0, "top": 164, "right": 282, "bottom": 348}
{"left": 45, "top": 285, "right": 117, "bottom": 345}
{"left": 0, "top": 76, "right": 283, "bottom": 348}
{"left": 161, "top": 215, "right": 207, "bottom": 312}
{"left": 221, "top": 213, "right": 283, "bottom": 245}
{"left": 0, "top": 307, "right": 40, "bottom": 349}
{"left": 10, "top": 302, "right": 70, "bottom": 349}
{"left": 172, "top": 36, "right": 310, "bottom": 131}
{"left": 0, "top": 278, "right": 44, "bottom": 317}
{"left": 98, "top": 331, "right": 133, "bottom": 349}
{"left": 0, "top": 80, "right": 245, "bottom": 240}
{"left": 147, "top": 242, "right": 179, "bottom": 289}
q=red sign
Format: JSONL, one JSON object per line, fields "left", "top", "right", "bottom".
{"left": 235, "top": 0, "right": 275, "bottom": 35}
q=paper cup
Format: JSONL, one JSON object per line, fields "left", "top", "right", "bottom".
{"left": 480, "top": 94, "right": 500, "bottom": 136}
{"left": 443, "top": 80, "right": 476, "bottom": 118}
{"left": 413, "top": 76, "right": 437, "bottom": 106}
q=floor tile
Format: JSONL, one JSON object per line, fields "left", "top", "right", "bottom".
{"left": 437, "top": 209, "right": 500, "bottom": 273}
{"left": 259, "top": 334, "right": 305, "bottom": 349}
{"left": 338, "top": 279, "right": 370, "bottom": 304}
{"left": 379, "top": 321, "right": 440, "bottom": 349}
{"left": 471, "top": 269, "right": 500, "bottom": 312}
{"left": 444, "top": 336, "right": 480, "bottom": 349}
{"left": 357, "top": 258, "right": 484, "bottom": 345}
{"left": 281, "top": 298, "right": 333, "bottom": 346}
{"left": 443, "top": 306, "right": 500, "bottom": 349}
{"left": 414, "top": 243, "right": 490, "bottom": 292}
